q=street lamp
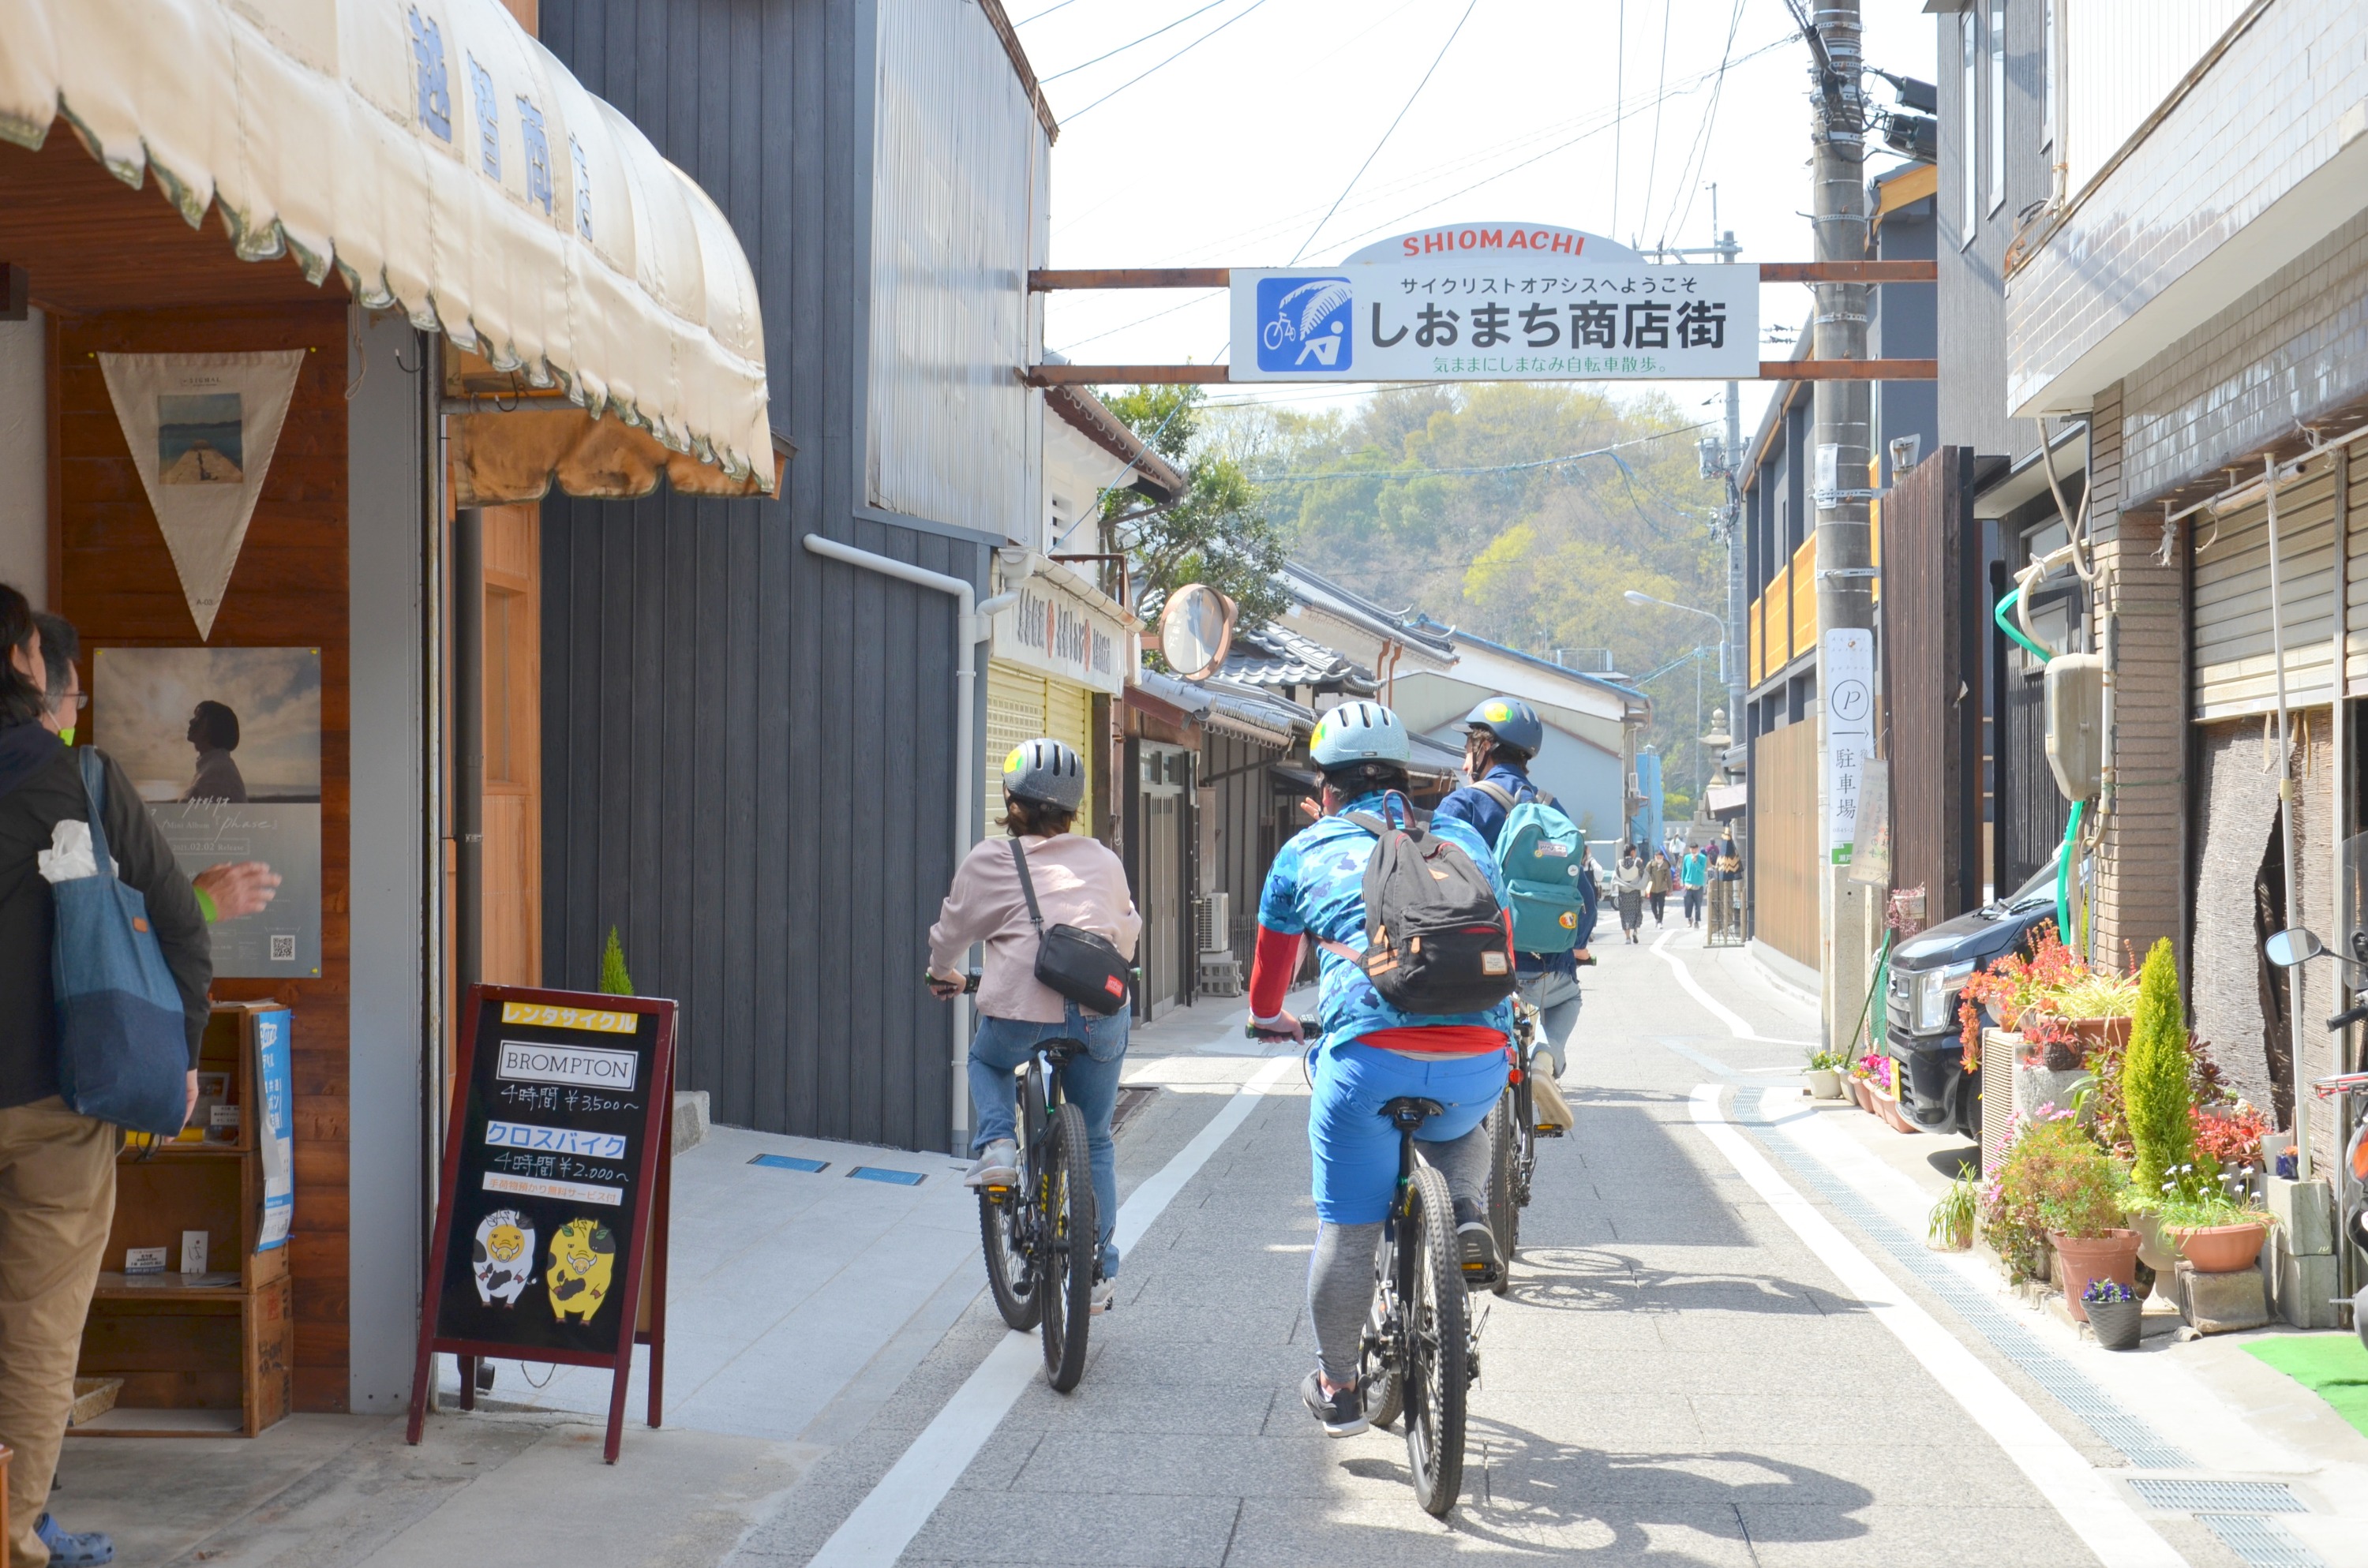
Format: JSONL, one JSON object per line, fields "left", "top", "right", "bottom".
{"left": 1624, "top": 590, "right": 1733, "bottom": 810}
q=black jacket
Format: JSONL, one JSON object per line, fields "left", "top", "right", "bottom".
{"left": 0, "top": 726, "right": 212, "bottom": 1110}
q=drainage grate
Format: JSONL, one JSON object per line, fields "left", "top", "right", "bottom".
{"left": 1741, "top": 1104, "right": 2194, "bottom": 1470}
{"left": 848, "top": 1165, "right": 926, "bottom": 1186}
{"left": 2130, "top": 1480, "right": 2307, "bottom": 1514}
{"left": 2197, "top": 1514, "right": 2328, "bottom": 1567}
{"left": 749, "top": 1154, "right": 829, "bottom": 1173}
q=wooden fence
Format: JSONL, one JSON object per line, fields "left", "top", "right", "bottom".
{"left": 1755, "top": 720, "right": 1822, "bottom": 971}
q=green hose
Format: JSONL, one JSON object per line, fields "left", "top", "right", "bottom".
{"left": 1994, "top": 583, "right": 2084, "bottom": 944}
{"left": 1994, "top": 586, "right": 2054, "bottom": 665}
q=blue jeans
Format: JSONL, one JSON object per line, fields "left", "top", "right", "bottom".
{"left": 969, "top": 1006, "right": 1129, "bottom": 1277}
{"left": 1307, "top": 1042, "right": 1511, "bottom": 1225}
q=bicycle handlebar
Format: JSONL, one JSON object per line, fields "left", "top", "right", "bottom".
{"left": 2328, "top": 1005, "right": 2368, "bottom": 1031}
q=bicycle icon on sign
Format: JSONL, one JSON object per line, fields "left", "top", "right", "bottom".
{"left": 1256, "top": 276, "right": 1353, "bottom": 372}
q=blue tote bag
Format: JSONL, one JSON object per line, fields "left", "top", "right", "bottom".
{"left": 53, "top": 748, "right": 190, "bottom": 1135}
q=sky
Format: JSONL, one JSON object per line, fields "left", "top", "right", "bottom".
{"left": 94, "top": 646, "right": 322, "bottom": 799}
{"left": 1019, "top": 0, "right": 1938, "bottom": 443}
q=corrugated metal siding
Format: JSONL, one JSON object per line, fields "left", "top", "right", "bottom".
{"left": 867, "top": 0, "right": 1041, "bottom": 537}
{"left": 540, "top": 0, "right": 1001, "bottom": 1153}
{"left": 2063, "top": 0, "right": 2254, "bottom": 201}
{"left": 984, "top": 661, "right": 1094, "bottom": 835}
{"left": 2192, "top": 458, "right": 2341, "bottom": 720}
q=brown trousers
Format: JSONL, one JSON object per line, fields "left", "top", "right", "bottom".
{"left": 0, "top": 1099, "right": 117, "bottom": 1568}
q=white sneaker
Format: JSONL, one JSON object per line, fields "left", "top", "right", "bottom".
{"left": 1091, "top": 1278, "right": 1117, "bottom": 1315}
{"left": 965, "top": 1140, "right": 1018, "bottom": 1188}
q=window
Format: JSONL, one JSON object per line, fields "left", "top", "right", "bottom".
{"left": 1988, "top": 0, "right": 2007, "bottom": 215}
{"left": 1960, "top": 9, "right": 1978, "bottom": 244}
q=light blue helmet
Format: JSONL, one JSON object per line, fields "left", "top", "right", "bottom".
{"left": 1309, "top": 700, "right": 1411, "bottom": 769}
{"left": 1463, "top": 696, "right": 1543, "bottom": 758}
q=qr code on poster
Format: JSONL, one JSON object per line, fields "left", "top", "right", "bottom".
{"left": 270, "top": 934, "right": 296, "bottom": 962}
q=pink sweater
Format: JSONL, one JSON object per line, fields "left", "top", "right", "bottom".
{"left": 928, "top": 833, "right": 1143, "bottom": 1023}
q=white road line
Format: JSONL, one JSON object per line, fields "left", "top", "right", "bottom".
{"left": 1650, "top": 929, "right": 1818, "bottom": 1046}
{"left": 1688, "top": 1084, "right": 2185, "bottom": 1568}
{"left": 805, "top": 1055, "right": 1297, "bottom": 1568}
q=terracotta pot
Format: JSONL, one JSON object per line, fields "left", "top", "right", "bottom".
{"left": 1851, "top": 1079, "right": 1874, "bottom": 1113}
{"left": 2068, "top": 1016, "right": 2133, "bottom": 1050}
{"left": 2048, "top": 1229, "right": 2141, "bottom": 1322}
{"left": 1871, "top": 1089, "right": 1917, "bottom": 1135}
{"left": 1805, "top": 1067, "right": 1843, "bottom": 1100}
{"left": 2172, "top": 1220, "right": 2269, "bottom": 1274}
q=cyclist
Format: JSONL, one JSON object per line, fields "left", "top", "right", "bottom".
{"left": 1245, "top": 700, "right": 1513, "bottom": 1437}
{"left": 927, "top": 739, "right": 1140, "bottom": 1313}
{"left": 1431, "top": 698, "right": 1594, "bottom": 1081}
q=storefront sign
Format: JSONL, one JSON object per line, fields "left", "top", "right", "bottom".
{"left": 407, "top": 985, "right": 676, "bottom": 1462}
{"left": 1229, "top": 259, "right": 1759, "bottom": 383}
{"left": 1823, "top": 628, "right": 1875, "bottom": 864}
{"left": 97, "top": 351, "right": 304, "bottom": 639}
{"left": 995, "top": 575, "right": 1130, "bottom": 695}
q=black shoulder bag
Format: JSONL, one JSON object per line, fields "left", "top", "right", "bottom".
{"left": 1009, "top": 839, "right": 1133, "bottom": 1016}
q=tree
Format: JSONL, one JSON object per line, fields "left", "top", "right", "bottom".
{"left": 2123, "top": 937, "right": 2197, "bottom": 1196}
{"left": 1096, "top": 384, "right": 1294, "bottom": 628}
{"left": 598, "top": 926, "right": 634, "bottom": 997}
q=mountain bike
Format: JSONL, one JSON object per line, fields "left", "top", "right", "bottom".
{"left": 954, "top": 975, "right": 1097, "bottom": 1393}
{"left": 1359, "top": 1095, "right": 1476, "bottom": 1517}
{"left": 1482, "top": 1005, "right": 1543, "bottom": 1297}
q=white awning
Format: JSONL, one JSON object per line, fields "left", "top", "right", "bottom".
{"left": 0, "top": 0, "right": 772, "bottom": 495}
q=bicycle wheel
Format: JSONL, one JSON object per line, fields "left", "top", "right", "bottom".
{"left": 1362, "top": 1259, "right": 1403, "bottom": 1431}
{"left": 979, "top": 1186, "right": 1040, "bottom": 1331}
{"left": 1512, "top": 1062, "right": 1538, "bottom": 1208}
{"left": 1486, "top": 1097, "right": 1517, "bottom": 1295}
{"left": 1037, "top": 1099, "right": 1097, "bottom": 1392}
{"left": 1401, "top": 1163, "right": 1468, "bottom": 1517}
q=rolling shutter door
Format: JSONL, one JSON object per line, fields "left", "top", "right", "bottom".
{"left": 2191, "top": 458, "right": 2342, "bottom": 721}
{"left": 984, "top": 661, "right": 1096, "bottom": 835}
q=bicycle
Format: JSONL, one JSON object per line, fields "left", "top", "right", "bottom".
{"left": 951, "top": 973, "right": 1098, "bottom": 1393}
{"left": 1482, "top": 1005, "right": 1543, "bottom": 1297}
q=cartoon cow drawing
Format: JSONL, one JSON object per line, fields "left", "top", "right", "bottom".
{"left": 471, "top": 1210, "right": 535, "bottom": 1306}
{"left": 545, "top": 1217, "right": 616, "bottom": 1323}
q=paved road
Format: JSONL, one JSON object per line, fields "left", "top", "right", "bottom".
{"left": 730, "top": 927, "right": 2272, "bottom": 1568}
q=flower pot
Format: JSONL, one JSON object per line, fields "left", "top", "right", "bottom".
{"left": 2172, "top": 1220, "right": 2269, "bottom": 1274}
{"left": 1851, "top": 1079, "right": 1874, "bottom": 1113}
{"left": 1806, "top": 1067, "right": 1843, "bottom": 1100}
{"left": 2086, "top": 1296, "right": 2143, "bottom": 1350}
{"left": 2068, "top": 1016, "right": 2132, "bottom": 1051}
{"left": 1870, "top": 1087, "right": 1917, "bottom": 1135}
{"left": 2128, "top": 1212, "right": 2173, "bottom": 1274}
{"left": 2048, "top": 1229, "right": 2141, "bottom": 1323}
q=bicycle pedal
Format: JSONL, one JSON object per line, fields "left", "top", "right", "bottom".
{"left": 1533, "top": 1123, "right": 1567, "bottom": 1137}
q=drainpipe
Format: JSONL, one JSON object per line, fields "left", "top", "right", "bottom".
{"left": 452, "top": 507, "right": 484, "bottom": 1016}
{"left": 2264, "top": 456, "right": 2309, "bottom": 1175}
{"left": 803, "top": 533, "right": 1018, "bottom": 1152}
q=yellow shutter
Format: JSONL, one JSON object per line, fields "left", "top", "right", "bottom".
{"left": 984, "top": 660, "right": 1096, "bottom": 835}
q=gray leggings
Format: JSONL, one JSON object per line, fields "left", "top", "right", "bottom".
{"left": 1306, "top": 1124, "right": 1494, "bottom": 1383}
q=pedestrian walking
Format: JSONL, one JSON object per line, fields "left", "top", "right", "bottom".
{"left": 1680, "top": 842, "right": 1708, "bottom": 927}
{"left": 1708, "top": 831, "right": 1741, "bottom": 937}
{"left": 1, "top": 588, "right": 219, "bottom": 1568}
{"left": 1645, "top": 851, "right": 1671, "bottom": 926}
{"left": 1613, "top": 844, "right": 1647, "bottom": 943}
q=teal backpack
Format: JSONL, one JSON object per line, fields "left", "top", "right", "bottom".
{"left": 1475, "top": 780, "right": 1588, "bottom": 953}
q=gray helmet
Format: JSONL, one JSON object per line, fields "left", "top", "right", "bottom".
{"left": 1001, "top": 737, "right": 1085, "bottom": 811}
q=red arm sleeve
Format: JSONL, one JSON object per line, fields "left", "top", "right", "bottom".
{"left": 1248, "top": 925, "right": 1302, "bottom": 1019}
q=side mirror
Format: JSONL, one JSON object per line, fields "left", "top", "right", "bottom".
{"left": 2265, "top": 928, "right": 2325, "bottom": 968}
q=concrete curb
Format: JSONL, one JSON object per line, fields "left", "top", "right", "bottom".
{"left": 1747, "top": 939, "right": 1822, "bottom": 1007}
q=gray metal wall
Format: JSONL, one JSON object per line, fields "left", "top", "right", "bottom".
{"left": 539, "top": 0, "right": 1003, "bottom": 1151}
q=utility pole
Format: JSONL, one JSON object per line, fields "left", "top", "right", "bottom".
{"left": 1800, "top": 1, "right": 1875, "bottom": 1053}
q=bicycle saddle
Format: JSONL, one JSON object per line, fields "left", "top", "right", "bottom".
{"left": 1041, "top": 1038, "right": 1088, "bottom": 1064}
{"left": 1380, "top": 1095, "right": 1446, "bottom": 1130}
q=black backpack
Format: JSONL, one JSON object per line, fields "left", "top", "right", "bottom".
{"left": 1320, "top": 807, "right": 1516, "bottom": 1016}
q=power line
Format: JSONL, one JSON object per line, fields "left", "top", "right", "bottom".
{"left": 1013, "top": 0, "right": 1084, "bottom": 24}
{"left": 1658, "top": 0, "right": 1748, "bottom": 249}
{"left": 1639, "top": 0, "right": 1672, "bottom": 244}
{"left": 1611, "top": 0, "right": 1626, "bottom": 238}
{"left": 1062, "top": 0, "right": 1274, "bottom": 122}
{"left": 1286, "top": 0, "right": 1480, "bottom": 266}
{"left": 1038, "top": 0, "right": 1235, "bottom": 84}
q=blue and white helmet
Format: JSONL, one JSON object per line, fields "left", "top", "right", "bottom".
{"left": 1309, "top": 700, "right": 1411, "bottom": 768}
{"left": 1463, "top": 696, "right": 1544, "bottom": 757}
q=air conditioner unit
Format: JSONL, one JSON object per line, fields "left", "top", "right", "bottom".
{"left": 1194, "top": 892, "right": 1231, "bottom": 953}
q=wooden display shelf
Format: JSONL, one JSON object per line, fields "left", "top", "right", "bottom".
{"left": 72, "top": 1003, "right": 294, "bottom": 1439}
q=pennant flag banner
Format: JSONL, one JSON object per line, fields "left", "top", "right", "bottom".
{"left": 99, "top": 351, "right": 304, "bottom": 640}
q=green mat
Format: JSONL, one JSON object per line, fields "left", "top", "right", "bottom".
{"left": 2245, "top": 1334, "right": 2368, "bottom": 1439}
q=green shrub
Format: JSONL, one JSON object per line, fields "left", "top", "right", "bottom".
{"left": 1980, "top": 1117, "right": 2124, "bottom": 1280}
{"left": 598, "top": 926, "right": 634, "bottom": 997}
{"left": 2122, "top": 938, "right": 2195, "bottom": 1196}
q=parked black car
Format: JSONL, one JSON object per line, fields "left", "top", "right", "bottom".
{"left": 1883, "top": 861, "right": 2060, "bottom": 1139}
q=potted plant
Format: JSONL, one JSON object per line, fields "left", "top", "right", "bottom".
{"left": 2083, "top": 1279, "right": 2144, "bottom": 1350}
{"left": 2141, "top": 1176, "right": 2276, "bottom": 1273}
{"left": 1928, "top": 1164, "right": 1977, "bottom": 1252}
{"left": 2021, "top": 1124, "right": 2139, "bottom": 1321}
{"left": 1980, "top": 1113, "right": 2114, "bottom": 1288}
{"left": 1846, "top": 1052, "right": 1875, "bottom": 1113}
{"left": 1857, "top": 1052, "right": 1916, "bottom": 1132}
{"left": 1804, "top": 1046, "right": 1846, "bottom": 1101}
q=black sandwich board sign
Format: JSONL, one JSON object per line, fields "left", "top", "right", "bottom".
{"left": 406, "top": 984, "right": 676, "bottom": 1462}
